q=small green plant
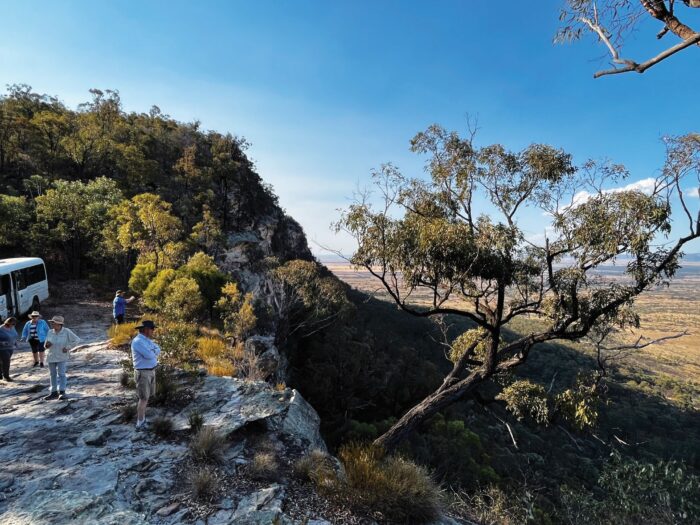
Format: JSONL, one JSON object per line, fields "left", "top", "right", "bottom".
{"left": 190, "top": 427, "right": 226, "bottom": 463}
{"left": 249, "top": 451, "right": 280, "bottom": 481}
{"left": 151, "top": 416, "right": 174, "bottom": 438}
{"left": 189, "top": 467, "right": 217, "bottom": 501}
{"left": 151, "top": 366, "right": 179, "bottom": 405}
{"left": 188, "top": 410, "right": 204, "bottom": 434}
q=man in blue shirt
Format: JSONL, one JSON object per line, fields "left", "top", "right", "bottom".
{"left": 113, "top": 290, "right": 136, "bottom": 325}
{"left": 131, "top": 320, "right": 161, "bottom": 429}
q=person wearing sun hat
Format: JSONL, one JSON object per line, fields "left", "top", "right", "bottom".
{"left": 113, "top": 290, "right": 136, "bottom": 325}
{"left": 43, "top": 315, "right": 81, "bottom": 401}
{"left": 20, "top": 311, "right": 50, "bottom": 367}
{"left": 131, "top": 319, "right": 161, "bottom": 429}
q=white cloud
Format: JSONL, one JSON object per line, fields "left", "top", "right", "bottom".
{"left": 685, "top": 187, "right": 700, "bottom": 198}
{"left": 563, "top": 177, "right": 657, "bottom": 211}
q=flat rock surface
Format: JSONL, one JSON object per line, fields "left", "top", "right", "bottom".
{"left": 0, "top": 339, "right": 330, "bottom": 524}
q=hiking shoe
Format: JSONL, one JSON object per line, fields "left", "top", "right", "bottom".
{"left": 44, "top": 392, "right": 59, "bottom": 400}
{"left": 58, "top": 392, "right": 67, "bottom": 400}
{"left": 33, "top": 362, "right": 39, "bottom": 367}
{"left": 39, "top": 363, "right": 44, "bottom": 368}
{"left": 4, "top": 377, "right": 13, "bottom": 382}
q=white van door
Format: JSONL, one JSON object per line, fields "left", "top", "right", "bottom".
{"left": 11, "top": 271, "right": 31, "bottom": 316}
{"left": 1, "top": 274, "right": 13, "bottom": 319}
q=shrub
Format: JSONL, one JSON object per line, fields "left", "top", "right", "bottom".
{"left": 249, "top": 451, "right": 280, "bottom": 481}
{"left": 332, "top": 443, "right": 442, "bottom": 523}
{"left": 151, "top": 416, "right": 174, "bottom": 438}
{"left": 293, "top": 449, "right": 335, "bottom": 483}
{"left": 189, "top": 467, "right": 217, "bottom": 501}
{"left": 163, "top": 276, "right": 205, "bottom": 321}
{"left": 188, "top": 410, "right": 204, "bottom": 434}
{"left": 449, "top": 486, "right": 531, "bottom": 525}
{"left": 196, "top": 336, "right": 228, "bottom": 360}
{"left": 120, "top": 370, "right": 136, "bottom": 389}
{"left": 496, "top": 379, "right": 551, "bottom": 425}
{"left": 190, "top": 427, "right": 226, "bottom": 463}
{"left": 180, "top": 252, "right": 228, "bottom": 311}
{"left": 119, "top": 404, "right": 137, "bottom": 423}
{"left": 128, "top": 262, "right": 157, "bottom": 295}
{"left": 216, "top": 282, "right": 257, "bottom": 340}
{"left": 108, "top": 322, "right": 138, "bottom": 347}
{"left": 151, "top": 366, "right": 179, "bottom": 405}
{"left": 143, "top": 268, "right": 177, "bottom": 310}
{"left": 155, "top": 320, "right": 198, "bottom": 366}
{"left": 205, "top": 358, "right": 236, "bottom": 377}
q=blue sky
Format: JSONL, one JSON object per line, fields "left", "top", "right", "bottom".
{"left": 1, "top": 1, "right": 698, "bottom": 254}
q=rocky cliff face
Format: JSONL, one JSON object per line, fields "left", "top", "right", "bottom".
{"left": 0, "top": 341, "right": 330, "bottom": 525}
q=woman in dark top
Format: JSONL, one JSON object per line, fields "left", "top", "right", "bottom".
{"left": 0, "top": 317, "right": 19, "bottom": 381}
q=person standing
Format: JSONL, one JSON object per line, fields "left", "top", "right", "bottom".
{"left": 131, "top": 320, "right": 160, "bottom": 430}
{"left": 43, "top": 315, "right": 81, "bottom": 401}
{"left": 0, "top": 317, "right": 19, "bottom": 382}
{"left": 113, "top": 290, "right": 136, "bottom": 325}
{"left": 20, "top": 311, "right": 49, "bottom": 367}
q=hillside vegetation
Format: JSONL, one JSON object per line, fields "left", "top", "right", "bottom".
{"left": 2, "top": 86, "right": 699, "bottom": 524}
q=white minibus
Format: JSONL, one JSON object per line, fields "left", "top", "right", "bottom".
{"left": 0, "top": 257, "right": 50, "bottom": 321}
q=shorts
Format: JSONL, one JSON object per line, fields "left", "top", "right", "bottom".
{"left": 135, "top": 368, "right": 156, "bottom": 401}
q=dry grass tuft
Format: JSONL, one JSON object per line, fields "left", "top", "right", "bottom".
{"left": 190, "top": 427, "right": 226, "bottom": 463}
{"left": 293, "top": 449, "right": 335, "bottom": 484}
{"left": 188, "top": 410, "right": 204, "bottom": 434}
{"left": 206, "top": 357, "right": 236, "bottom": 377}
{"left": 189, "top": 467, "right": 217, "bottom": 501}
{"left": 249, "top": 451, "right": 280, "bottom": 481}
{"left": 108, "top": 322, "right": 138, "bottom": 347}
{"left": 326, "top": 443, "right": 442, "bottom": 523}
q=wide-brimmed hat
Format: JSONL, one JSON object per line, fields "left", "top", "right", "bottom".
{"left": 49, "top": 315, "right": 65, "bottom": 325}
{"left": 135, "top": 320, "right": 156, "bottom": 330}
{"left": 29, "top": 311, "right": 41, "bottom": 318}
{"left": 115, "top": 290, "right": 124, "bottom": 295}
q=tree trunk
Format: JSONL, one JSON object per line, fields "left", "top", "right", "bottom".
{"left": 373, "top": 368, "right": 488, "bottom": 452}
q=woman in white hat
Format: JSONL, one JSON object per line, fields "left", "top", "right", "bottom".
{"left": 43, "top": 315, "right": 81, "bottom": 401}
{"left": 20, "top": 311, "right": 50, "bottom": 367}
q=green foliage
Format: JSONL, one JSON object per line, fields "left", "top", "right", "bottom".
{"left": 188, "top": 410, "right": 204, "bottom": 434}
{"left": 105, "top": 192, "right": 183, "bottom": 270}
{"left": 271, "top": 259, "right": 352, "bottom": 338}
{"left": 216, "top": 282, "right": 257, "bottom": 340}
{"left": 0, "top": 194, "right": 30, "bottom": 251}
{"left": 33, "top": 177, "right": 122, "bottom": 275}
{"left": 497, "top": 380, "right": 551, "bottom": 425}
{"left": 128, "top": 262, "right": 157, "bottom": 295}
{"left": 449, "top": 327, "right": 491, "bottom": 363}
{"left": 179, "top": 251, "right": 228, "bottom": 311}
{"left": 555, "top": 373, "right": 600, "bottom": 431}
{"left": 560, "top": 453, "right": 700, "bottom": 524}
{"left": 163, "top": 276, "right": 205, "bottom": 321}
{"left": 143, "top": 268, "right": 177, "bottom": 310}
{"left": 153, "top": 319, "right": 198, "bottom": 366}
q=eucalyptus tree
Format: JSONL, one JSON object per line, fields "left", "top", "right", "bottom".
{"left": 558, "top": 1, "right": 700, "bottom": 77}
{"left": 337, "top": 125, "right": 700, "bottom": 451}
